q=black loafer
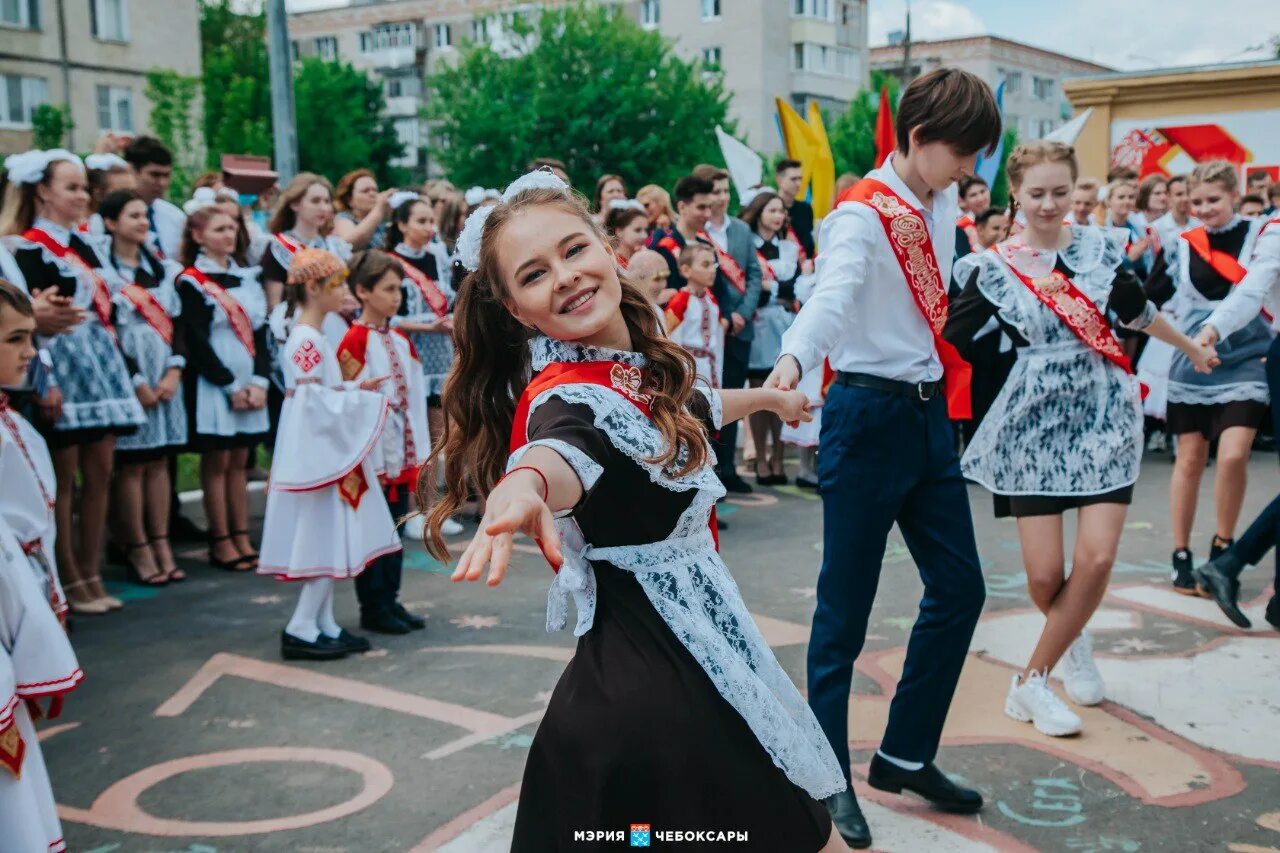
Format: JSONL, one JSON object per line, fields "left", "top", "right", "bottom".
{"left": 1195, "top": 552, "right": 1251, "bottom": 628}
{"left": 281, "top": 631, "right": 348, "bottom": 661}
{"left": 331, "top": 629, "right": 372, "bottom": 653}
{"left": 867, "top": 754, "right": 983, "bottom": 814}
{"left": 721, "top": 475, "right": 754, "bottom": 494}
{"left": 823, "top": 788, "right": 871, "bottom": 849}
{"left": 360, "top": 611, "right": 413, "bottom": 635}
{"left": 392, "top": 604, "right": 427, "bottom": 631}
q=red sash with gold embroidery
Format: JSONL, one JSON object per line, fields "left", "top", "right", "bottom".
{"left": 182, "top": 267, "right": 255, "bottom": 356}
{"left": 392, "top": 251, "right": 449, "bottom": 318}
{"left": 22, "top": 227, "right": 115, "bottom": 337}
{"left": 844, "top": 179, "right": 973, "bottom": 419}
{"left": 997, "top": 255, "right": 1134, "bottom": 375}
{"left": 0, "top": 698, "right": 25, "bottom": 779}
{"left": 510, "top": 360, "right": 719, "bottom": 558}
{"left": 698, "top": 230, "right": 747, "bottom": 294}
{"left": 119, "top": 284, "right": 174, "bottom": 345}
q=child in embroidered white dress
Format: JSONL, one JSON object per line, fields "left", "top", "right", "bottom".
{"left": 258, "top": 248, "right": 399, "bottom": 661}
{"left": 426, "top": 172, "right": 851, "bottom": 853}
{"left": 664, "top": 242, "right": 726, "bottom": 388}
{"left": 338, "top": 250, "right": 430, "bottom": 635}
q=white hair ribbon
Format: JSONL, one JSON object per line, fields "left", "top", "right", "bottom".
{"left": 3, "top": 149, "right": 83, "bottom": 185}
{"left": 456, "top": 168, "right": 573, "bottom": 272}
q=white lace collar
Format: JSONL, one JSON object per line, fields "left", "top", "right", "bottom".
{"left": 194, "top": 252, "right": 250, "bottom": 277}
{"left": 393, "top": 242, "right": 428, "bottom": 259}
{"left": 285, "top": 229, "right": 328, "bottom": 249}
{"left": 1206, "top": 215, "right": 1244, "bottom": 235}
{"left": 529, "top": 336, "right": 647, "bottom": 371}
{"left": 32, "top": 217, "right": 71, "bottom": 246}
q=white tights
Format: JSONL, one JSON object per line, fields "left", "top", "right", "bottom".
{"left": 285, "top": 578, "right": 342, "bottom": 642}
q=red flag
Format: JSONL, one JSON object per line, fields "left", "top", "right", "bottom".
{"left": 874, "top": 85, "right": 895, "bottom": 168}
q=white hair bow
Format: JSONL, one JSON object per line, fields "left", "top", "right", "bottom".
{"left": 464, "top": 186, "right": 487, "bottom": 207}
{"left": 607, "top": 198, "right": 646, "bottom": 213}
{"left": 3, "top": 149, "right": 83, "bottom": 185}
{"left": 84, "top": 153, "right": 129, "bottom": 172}
{"left": 456, "top": 168, "right": 572, "bottom": 272}
{"left": 182, "top": 186, "right": 233, "bottom": 217}
{"left": 389, "top": 190, "right": 421, "bottom": 211}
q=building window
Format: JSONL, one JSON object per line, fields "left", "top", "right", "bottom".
{"left": 314, "top": 36, "right": 337, "bottom": 61}
{"left": 360, "top": 22, "right": 415, "bottom": 53}
{"left": 0, "top": 73, "right": 46, "bottom": 127}
{"left": 793, "top": 0, "right": 832, "bottom": 19}
{"left": 701, "top": 46, "right": 721, "bottom": 70}
{"left": 0, "top": 0, "right": 39, "bottom": 29}
{"left": 1033, "top": 76, "right": 1054, "bottom": 100}
{"left": 999, "top": 69, "right": 1022, "bottom": 94}
{"left": 471, "top": 16, "right": 489, "bottom": 43}
{"left": 96, "top": 85, "right": 133, "bottom": 133}
{"left": 792, "top": 42, "right": 858, "bottom": 78}
{"left": 433, "top": 23, "right": 451, "bottom": 48}
{"left": 1037, "top": 118, "right": 1056, "bottom": 137}
{"left": 89, "top": 0, "right": 129, "bottom": 42}
{"left": 385, "top": 75, "right": 421, "bottom": 100}
{"left": 641, "top": 0, "right": 659, "bottom": 27}
{"left": 290, "top": 40, "right": 299, "bottom": 61}
{"left": 700, "top": 0, "right": 720, "bottom": 20}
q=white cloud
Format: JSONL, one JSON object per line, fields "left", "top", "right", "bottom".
{"left": 869, "top": 0, "right": 987, "bottom": 44}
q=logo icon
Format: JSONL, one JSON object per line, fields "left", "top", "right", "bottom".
{"left": 630, "top": 823, "right": 651, "bottom": 847}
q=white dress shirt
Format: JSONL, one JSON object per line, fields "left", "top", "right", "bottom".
{"left": 780, "top": 155, "right": 957, "bottom": 383}
{"left": 149, "top": 198, "right": 186, "bottom": 260}
{"left": 704, "top": 214, "right": 730, "bottom": 250}
{"left": 1204, "top": 218, "right": 1280, "bottom": 337}
{"left": 1150, "top": 211, "right": 1201, "bottom": 257}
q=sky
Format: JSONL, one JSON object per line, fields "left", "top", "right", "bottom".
{"left": 281, "top": 0, "right": 1278, "bottom": 71}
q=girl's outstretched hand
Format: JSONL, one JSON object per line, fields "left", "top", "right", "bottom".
{"left": 452, "top": 472, "right": 563, "bottom": 587}
{"left": 771, "top": 388, "right": 813, "bottom": 427}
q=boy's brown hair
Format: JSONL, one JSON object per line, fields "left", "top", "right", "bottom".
{"left": 0, "top": 279, "right": 33, "bottom": 318}
{"left": 678, "top": 242, "right": 715, "bottom": 270}
{"left": 895, "top": 68, "right": 1001, "bottom": 157}
{"left": 692, "top": 164, "right": 730, "bottom": 184}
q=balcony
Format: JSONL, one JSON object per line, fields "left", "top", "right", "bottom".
{"left": 384, "top": 94, "right": 421, "bottom": 116}
{"left": 366, "top": 44, "right": 418, "bottom": 70}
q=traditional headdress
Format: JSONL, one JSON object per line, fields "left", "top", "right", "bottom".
{"left": 455, "top": 168, "right": 573, "bottom": 272}
{"left": 3, "top": 149, "right": 83, "bottom": 185}
{"left": 286, "top": 246, "right": 346, "bottom": 285}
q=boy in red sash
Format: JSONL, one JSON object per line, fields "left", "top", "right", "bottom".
{"left": 766, "top": 68, "right": 1002, "bottom": 848}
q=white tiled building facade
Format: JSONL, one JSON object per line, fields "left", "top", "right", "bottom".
{"left": 288, "top": 0, "right": 872, "bottom": 171}
{"left": 870, "top": 35, "right": 1111, "bottom": 141}
{"left": 0, "top": 0, "right": 201, "bottom": 152}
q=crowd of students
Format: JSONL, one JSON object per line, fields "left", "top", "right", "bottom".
{"left": 2, "top": 66, "right": 1280, "bottom": 849}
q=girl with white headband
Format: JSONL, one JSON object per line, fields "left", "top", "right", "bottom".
{"left": 1, "top": 149, "right": 146, "bottom": 615}
{"left": 425, "top": 170, "right": 851, "bottom": 851}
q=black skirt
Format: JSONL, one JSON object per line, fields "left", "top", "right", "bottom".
{"left": 511, "top": 562, "right": 832, "bottom": 852}
{"left": 994, "top": 486, "right": 1134, "bottom": 519}
{"left": 1167, "top": 400, "right": 1268, "bottom": 441}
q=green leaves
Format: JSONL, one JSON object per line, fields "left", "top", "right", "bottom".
{"left": 144, "top": 69, "right": 201, "bottom": 201}
{"left": 30, "top": 104, "right": 73, "bottom": 150}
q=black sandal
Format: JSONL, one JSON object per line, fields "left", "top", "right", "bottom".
{"left": 151, "top": 535, "right": 186, "bottom": 582}
{"left": 231, "top": 529, "right": 260, "bottom": 569}
{"left": 124, "top": 542, "right": 169, "bottom": 587}
{"left": 208, "top": 534, "right": 255, "bottom": 572}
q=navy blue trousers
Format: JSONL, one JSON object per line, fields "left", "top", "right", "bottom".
{"left": 1228, "top": 334, "right": 1280, "bottom": 590}
{"left": 356, "top": 485, "right": 409, "bottom": 618}
{"left": 808, "top": 383, "right": 986, "bottom": 778}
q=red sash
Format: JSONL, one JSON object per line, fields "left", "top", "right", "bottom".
{"left": 1183, "top": 225, "right": 1270, "bottom": 322}
{"left": 844, "top": 179, "right": 972, "bottom": 419}
{"left": 510, "top": 360, "right": 719, "bottom": 559}
{"left": 392, "top": 251, "right": 449, "bottom": 318}
{"left": 698, "top": 230, "right": 747, "bottom": 294}
{"left": 21, "top": 228, "right": 115, "bottom": 337}
{"left": 956, "top": 215, "right": 980, "bottom": 252}
{"left": 786, "top": 227, "right": 809, "bottom": 262}
{"left": 275, "top": 232, "right": 304, "bottom": 255}
{"left": 997, "top": 255, "right": 1134, "bottom": 375}
{"left": 0, "top": 707, "right": 25, "bottom": 779}
{"left": 182, "top": 267, "right": 256, "bottom": 356}
{"left": 119, "top": 284, "right": 174, "bottom": 345}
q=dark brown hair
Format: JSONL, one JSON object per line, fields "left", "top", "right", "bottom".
{"left": 958, "top": 175, "right": 989, "bottom": 198}
{"left": 895, "top": 68, "right": 1001, "bottom": 157}
{"left": 87, "top": 161, "right": 134, "bottom": 210}
{"left": 335, "top": 168, "right": 377, "bottom": 213}
{"left": 437, "top": 192, "right": 468, "bottom": 253}
{"left": 347, "top": 249, "right": 402, "bottom": 297}
{"left": 775, "top": 159, "right": 801, "bottom": 174}
{"left": 673, "top": 175, "right": 714, "bottom": 207}
{"left": 592, "top": 173, "right": 626, "bottom": 214}
{"left": 603, "top": 204, "right": 647, "bottom": 237}
{"left": 739, "top": 190, "right": 788, "bottom": 235}
{"left": 0, "top": 278, "right": 33, "bottom": 317}
{"left": 423, "top": 187, "right": 709, "bottom": 560}
{"left": 677, "top": 241, "right": 714, "bottom": 269}
{"left": 178, "top": 206, "right": 238, "bottom": 268}
{"left": 385, "top": 197, "right": 433, "bottom": 250}
{"left": 1136, "top": 174, "right": 1168, "bottom": 212}
{"left": 692, "top": 164, "right": 729, "bottom": 184}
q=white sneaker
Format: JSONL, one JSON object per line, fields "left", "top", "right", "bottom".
{"left": 1004, "top": 671, "right": 1083, "bottom": 737}
{"left": 441, "top": 517, "right": 465, "bottom": 536}
{"left": 1061, "top": 631, "right": 1106, "bottom": 706}
{"left": 402, "top": 513, "right": 426, "bottom": 540}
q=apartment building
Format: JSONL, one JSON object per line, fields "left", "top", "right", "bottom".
{"left": 0, "top": 0, "right": 202, "bottom": 152}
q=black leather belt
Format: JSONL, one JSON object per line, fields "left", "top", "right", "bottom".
{"left": 834, "top": 371, "right": 941, "bottom": 401}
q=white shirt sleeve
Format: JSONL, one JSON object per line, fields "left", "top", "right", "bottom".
{"left": 778, "top": 210, "right": 875, "bottom": 378}
{"left": 1204, "top": 227, "right": 1280, "bottom": 339}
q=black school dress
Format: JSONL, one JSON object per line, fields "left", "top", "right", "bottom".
{"left": 509, "top": 337, "right": 841, "bottom": 852}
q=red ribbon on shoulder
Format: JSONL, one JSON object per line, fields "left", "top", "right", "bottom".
{"left": 1183, "top": 225, "right": 1271, "bottom": 322}
{"left": 22, "top": 227, "right": 115, "bottom": 337}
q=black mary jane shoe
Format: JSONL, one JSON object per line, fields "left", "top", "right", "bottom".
{"left": 280, "top": 631, "right": 348, "bottom": 661}
{"left": 823, "top": 787, "right": 872, "bottom": 849}
{"left": 360, "top": 611, "right": 413, "bottom": 635}
{"left": 392, "top": 603, "right": 428, "bottom": 631}
{"left": 1195, "top": 551, "right": 1251, "bottom": 629}
{"left": 330, "top": 629, "right": 372, "bottom": 653}
{"left": 867, "top": 754, "right": 984, "bottom": 814}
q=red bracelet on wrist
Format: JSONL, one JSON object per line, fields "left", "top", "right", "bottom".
{"left": 500, "top": 465, "right": 550, "bottom": 502}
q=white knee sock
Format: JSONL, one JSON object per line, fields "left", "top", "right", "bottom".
{"left": 316, "top": 578, "right": 341, "bottom": 638}
{"left": 285, "top": 579, "right": 328, "bottom": 642}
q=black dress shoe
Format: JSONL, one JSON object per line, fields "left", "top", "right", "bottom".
{"left": 867, "top": 754, "right": 984, "bottom": 814}
{"left": 392, "top": 603, "right": 427, "bottom": 630}
{"left": 281, "top": 631, "right": 348, "bottom": 661}
{"left": 330, "top": 629, "right": 372, "bottom": 653}
{"left": 170, "top": 513, "right": 207, "bottom": 544}
{"left": 720, "top": 474, "right": 754, "bottom": 494}
{"left": 360, "top": 611, "right": 413, "bottom": 635}
{"left": 1266, "top": 595, "right": 1280, "bottom": 630}
{"left": 795, "top": 476, "right": 819, "bottom": 490}
{"left": 1195, "top": 551, "right": 1251, "bottom": 628}
{"left": 823, "top": 788, "right": 871, "bottom": 849}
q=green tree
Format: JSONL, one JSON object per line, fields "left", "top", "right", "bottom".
{"left": 426, "top": 2, "right": 733, "bottom": 192}
{"left": 145, "top": 69, "right": 202, "bottom": 200}
{"left": 30, "top": 104, "right": 73, "bottom": 149}
{"left": 826, "top": 71, "right": 901, "bottom": 178}
{"left": 293, "top": 57, "right": 407, "bottom": 186}
{"left": 989, "top": 127, "right": 1020, "bottom": 210}
{"left": 200, "top": 0, "right": 272, "bottom": 169}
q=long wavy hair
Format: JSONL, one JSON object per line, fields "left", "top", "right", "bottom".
{"left": 422, "top": 187, "right": 708, "bottom": 560}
